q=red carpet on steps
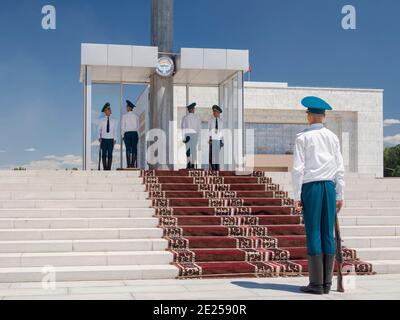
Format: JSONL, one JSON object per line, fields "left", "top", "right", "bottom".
{"left": 141, "top": 170, "right": 373, "bottom": 279}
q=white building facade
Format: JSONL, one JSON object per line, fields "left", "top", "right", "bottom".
{"left": 136, "top": 81, "right": 384, "bottom": 177}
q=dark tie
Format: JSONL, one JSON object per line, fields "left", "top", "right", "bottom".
{"left": 106, "top": 117, "right": 110, "bottom": 133}
{"left": 215, "top": 118, "right": 218, "bottom": 131}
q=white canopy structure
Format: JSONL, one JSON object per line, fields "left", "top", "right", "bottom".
{"left": 80, "top": 43, "right": 249, "bottom": 170}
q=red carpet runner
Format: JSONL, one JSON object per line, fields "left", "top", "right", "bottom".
{"left": 142, "top": 170, "right": 373, "bottom": 279}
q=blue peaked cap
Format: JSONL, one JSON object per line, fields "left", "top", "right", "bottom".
{"left": 126, "top": 100, "right": 136, "bottom": 109}
{"left": 101, "top": 102, "right": 111, "bottom": 113}
{"left": 301, "top": 96, "right": 333, "bottom": 115}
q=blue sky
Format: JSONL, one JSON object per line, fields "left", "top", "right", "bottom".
{"left": 0, "top": 0, "right": 399, "bottom": 169}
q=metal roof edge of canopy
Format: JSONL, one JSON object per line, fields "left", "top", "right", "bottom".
{"left": 80, "top": 43, "right": 159, "bottom": 83}
{"left": 174, "top": 47, "right": 249, "bottom": 86}
{"left": 80, "top": 43, "right": 159, "bottom": 67}
{"left": 178, "top": 47, "right": 249, "bottom": 71}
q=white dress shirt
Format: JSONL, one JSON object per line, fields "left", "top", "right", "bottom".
{"left": 98, "top": 116, "right": 117, "bottom": 140}
{"left": 121, "top": 111, "right": 140, "bottom": 135}
{"left": 208, "top": 117, "right": 224, "bottom": 140}
{"left": 181, "top": 113, "right": 202, "bottom": 139}
{"left": 292, "top": 123, "right": 345, "bottom": 201}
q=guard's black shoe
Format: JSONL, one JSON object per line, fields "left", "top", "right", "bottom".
{"left": 323, "top": 285, "right": 332, "bottom": 294}
{"left": 300, "top": 285, "right": 324, "bottom": 295}
{"left": 323, "top": 254, "right": 335, "bottom": 294}
{"left": 301, "top": 255, "right": 324, "bottom": 295}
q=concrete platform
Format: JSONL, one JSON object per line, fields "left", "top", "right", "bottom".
{"left": 0, "top": 274, "right": 399, "bottom": 300}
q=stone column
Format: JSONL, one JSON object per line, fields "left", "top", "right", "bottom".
{"left": 149, "top": 0, "right": 174, "bottom": 170}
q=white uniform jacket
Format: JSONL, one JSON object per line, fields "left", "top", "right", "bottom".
{"left": 292, "top": 123, "right": 345, "bottom": 201}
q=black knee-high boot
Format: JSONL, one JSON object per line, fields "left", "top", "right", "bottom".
{"left": 300, "top": 255, "right": 324, "bottom": 294}
{"left": 102, "top": 154, "right": 107, "bottom": 171}
{"left": 323, "top": 254, "right": 335, "bottom": 294}
{"left": 126, "top": 152, "right": 131, "bottom": 168}
{"left": 107, "top": 156, "right": 113, "bottom": 171}
{"left": 133, "top": 154, "right": 137, "bottom": 168}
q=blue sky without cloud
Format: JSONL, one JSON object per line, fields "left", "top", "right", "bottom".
{"left": 0, "top": 0, "right": 399, "bottom": 168}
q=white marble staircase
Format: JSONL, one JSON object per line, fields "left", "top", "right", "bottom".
{"left": 0, "top": 171, "right": 178, "bottom": 283}
{"left": 269, "top": 172, "right": 400, "bottom": 274}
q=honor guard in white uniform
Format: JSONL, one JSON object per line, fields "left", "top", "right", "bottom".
{"left": 208, "top": 105, "right": 224, "bottom": 171}
{"left": 292, "top": 96, "right": 345, "bottom": 295}
{"left": 98, "top": 103, "right": 118, "bottom": 171}
{"left": 181, "top": 102, "right": 202, "bottom": 169}
{"left": 122, "top": 100, "right": 140, "bottom": 168}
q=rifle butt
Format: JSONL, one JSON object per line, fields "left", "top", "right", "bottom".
{"left": 336, "top": 262, "right": 345, "bottom": 293}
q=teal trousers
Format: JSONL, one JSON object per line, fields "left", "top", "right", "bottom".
{"left": 301, "top": 180, "right": 337, "bottom": 256}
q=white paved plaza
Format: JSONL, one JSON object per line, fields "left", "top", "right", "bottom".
{"left": 0, "top": 274, "right": 399, "bottom": 300}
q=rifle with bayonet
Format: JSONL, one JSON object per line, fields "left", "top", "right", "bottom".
{"left": 335, "top": 213, "right": 345, "bottom": 293}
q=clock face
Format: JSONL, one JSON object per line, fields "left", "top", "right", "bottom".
{"left": 156, "top": 56, "right": 175, "bottom": 77}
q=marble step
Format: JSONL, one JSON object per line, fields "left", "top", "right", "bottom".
{"left": 344, "top": 200, "right": 400, "bottom": 208}
{"left": 0, "top": 251, "right": 173, "bottom": 268}
{"left": 0, "top": 239, "right": 168, "bottom": 253}
{"left": 343, "top": 236, "right": 400, "bottom": 248}
{"left": 344, "top": 191, "right": 400, "bottom": 200}
{"left": 0, "top": 171, "right": 141, "bottom": 177}
{"left": 0, "top": 177, "right": 144, "bottom": 184}
{"left": 339, "top": 216, "right": 400, "bottom": 226}
{"left": 367, "top": 260, "right": 400, "bottom": 274}
{"left": 289, "top": 184, "right": 400, "bottom": 192}
{"left": 341, "top": 226, "right": 400, "bottom": 237}
{"left": 355, "top": 248, "right": 400, "bottom": 261}
{"left": 272, "top": 181, "right": 400, "bottom": 192}
{"left": 340, "top": 208, "right": 400, "bottom": 216}
{"left": 0, "top": 200, "right": 152, "bottom": 209}
{"left": 0, "top": 208, "right": 155, "bottom": 218}
{"left": 267, "top": 173, "right": 395, "bottom": 182}
{"left": 267, "top": 172, "right": 377, "bottom": 179}
{"left": 0, "top": 217, "right": 159, "bottom": 229}
{"left": 0, "top": 265, "right": 178, "bottom": 283}
{"left": 0, "top": 184, "right": 146, "bottom": 192}
{"left": 0, "top": 192, "right": 148, "bottom": 200}
{"left": 278, "top": 180, "right": 400, "bottom": 186}
{"left": 0, "top": 228, "right": 163, "bottom": 241}
{"left": 346, "top": 179, "right": 400, "bottom": 185}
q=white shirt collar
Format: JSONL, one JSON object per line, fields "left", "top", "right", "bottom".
{"left": 310, "top": 123, "right": 324, "bottom": 129}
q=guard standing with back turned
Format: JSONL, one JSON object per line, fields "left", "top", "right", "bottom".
{"left": 122, "top": 100, "right": 140, "bottom": 168}
{"left": 292, "top": 96, "right": 345, "bottom": 295}
{"left": 181, "top": 102, "right": 202, "bottom": 169}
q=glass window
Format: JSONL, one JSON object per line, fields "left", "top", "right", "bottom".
{"left": 245, "top": 123, "right": 308, "bottom": 155}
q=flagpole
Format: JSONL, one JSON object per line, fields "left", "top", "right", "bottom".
{"left": 247, "top": 64, "right": 252, "bottom": 82}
